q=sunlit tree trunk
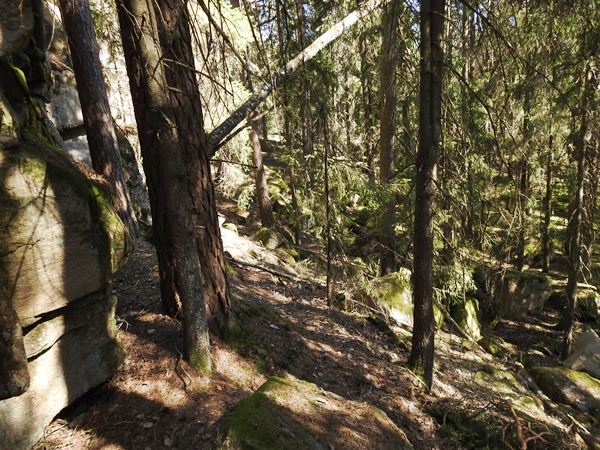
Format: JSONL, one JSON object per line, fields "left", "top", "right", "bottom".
{"left": 155, "top": 0, "right": 231, "bottom": 336}
{"left": 408, "top": 0, "right": 445, "bottom": 391}
{"left": 116, "top": 0, "right": 211, "bottom": 370}
{"left": 59, "top": 0, "right": 139, "bottom": 238}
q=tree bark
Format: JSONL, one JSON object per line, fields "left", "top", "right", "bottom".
{"left": 59, "top": 0, "right": 139, "bottom": 238}
{"left": 378, "top": 0, "right": 399, "bottom": 276}
{"left": 154, "top": 0, "right": 232, "bottom": 336}
{"left": 408, "top": 0, "right": 445, "bottom": 391}
{"left": 250, "top": 127, "right": 275, "bottom": 228}
{"left": 116, "top": 0, "right": 211, "bottom": 370}
{"left": 561, "top": 66, "right": 594, "bottom": 359}
{"left": 541, "top": 137, "right": 553, "bottom": 273}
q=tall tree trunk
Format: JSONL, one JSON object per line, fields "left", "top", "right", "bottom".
{"left": 581, "top": 142, "right": 598, "bottom": 281}
{"left": 541, "top": 136, "right": 553, "bottom": 274}
{"left": 408, "top": 0, "right": 445, "bottom": 391}
{"left": 250, "top": 127, "right": 275, "bottom": 228}
{"left": 154, "top": 0, "right": 231, "bottom": 336}
{"left": 116, "top": 0, "right": 211, "bottom": 370}
{"left": 561, "top": 67, "right": 594, "bottom": 359}
{"left": 59, "top": 0, "right": 139, "bottom": 238}
{"left": 360, "top": 35, "right": 375, "bottom": 180}
{"left": 378, "top": 0, "right": 400, "bottom": 276}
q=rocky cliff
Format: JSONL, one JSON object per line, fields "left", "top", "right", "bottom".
{"left": 0, "top": 1, "right": 130, "bottom": 447}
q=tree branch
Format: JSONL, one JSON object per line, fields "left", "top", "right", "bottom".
{"left": 207, "top": 0, "right": 388, "bottom": 155}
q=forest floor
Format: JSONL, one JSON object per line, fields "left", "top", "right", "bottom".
{"left": 33, "top": 200, "right": 599, "bottom": 450}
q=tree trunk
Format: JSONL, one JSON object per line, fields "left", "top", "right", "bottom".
{"left": 408, "top": 0, "right": 445, "bottom": 391}
{"left": 360, "top": 35, "right": 375, "bottom": 180}
{"left": 59, "top": 0, "right": 139, "bottom": 238}
{"left": 154, "top": 0, "right": 231, "bottom": 336}
{"left": 561, "top": 66, "right": 594, "bottom": 359}
{"left": 116, "top": 0, "right": 211, "bottom": 370}
{"left": 541, "top": 136, "right": 553, "bottom": 273}
{"left": 378, "top": 0, "right": 399, "bottom": 276}
{"left": 250, "top": 127, "right": 275, "bottom": 228}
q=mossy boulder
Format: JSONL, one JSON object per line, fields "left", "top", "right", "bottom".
{"left": 252, "top": 227, "right": 285, "bottom": 250}
{"left": 575, "top": 288, "right": 598, "bottom": 322}
{"left": 218, "top": 376, "right": 413, "bottom": 450}
{"left": 529, "top": 366, "right": 600, "bottom": 420}
{"left": 355, "top": 269, "right": 442, "bottom": 329}
{"left": 451, "top": 298, "right": 482, "bottom": 341}
{"left": 355, "top": 269, "right": 413, "bottom": 327}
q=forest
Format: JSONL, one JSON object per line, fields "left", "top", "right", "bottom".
{"left": 4, "top": 0, "right": 600, "bottom": 448}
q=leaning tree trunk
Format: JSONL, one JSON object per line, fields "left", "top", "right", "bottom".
{"left": 116, "top": 0, "right": 211, "bottom": 370}
{"left": 154, "top": 0, "right": 232, "bottom": 336}
{"left": 59, "top": 0, "right": 139, "bottom": 238}
{"left": 408, "top": 0, "right": 445, "bottom": 391}
{"left": 378, "top": 0, "right": 400, "bottom": 276}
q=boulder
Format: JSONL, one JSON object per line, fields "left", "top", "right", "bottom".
{"left": 563, "top": 330, "right": 600, "bottom": 380}
{"left": 355, "top": 268, "right": 443, "bottom": 329}
{"left": 218, "top": 376, "right": 413, "bottom": 450}
{"left": 0, "top": 0, "right": 34, "bottom": 59}
{"left": 529, "top": 366, "right": 600, "bottom": 420}
{"left": 355, "top": 268, "right": 413, "bottom": 327}
{"left": 496, "top": 270, "right": 551, "bottom": 317}
{"left": 451, "top": 298, "right": 482, "bottom": 341}
{"left": 575, "top": 287, "right": 598, "bottom": 322}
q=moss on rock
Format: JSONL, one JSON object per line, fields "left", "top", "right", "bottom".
{"left": 218, "top": 376, "right": 413, "bottom": 450}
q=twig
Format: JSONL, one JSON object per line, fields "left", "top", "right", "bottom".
{"left": 506, "top": 400, "right": 551, "bottom": 449}
{"left": 227, "top": 257, "right": 325, "bottom": 287}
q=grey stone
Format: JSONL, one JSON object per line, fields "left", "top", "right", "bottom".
{"left": 563, "top": 330, "right": 600, "bottom": 380}
{"left": 0, "top": 0, "right": 34, "bottom": 59}
{"left": 47, "top": 70, "right": 83, "bottom": 132}
{"left": 0, "top": 144, "right": 131, "bottom": 326}
{"left": 0, "top": 293, "right": 125, "bottom": 450}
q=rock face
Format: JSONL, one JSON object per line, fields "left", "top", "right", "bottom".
{"left": 0, "top": 0, "right": 34, "bottom": 59}
{"left": 0, "top": 38, "right": 130, "bottom": 449}
{"left": 563, "top": 330, "right": 600, "bottom": 380}
{"left": 218, "top": 376, "right": 414, "bottom": 450}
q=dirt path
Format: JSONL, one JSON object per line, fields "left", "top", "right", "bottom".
{"left": 33, "top": 208, "right": 592, "bottom": 449}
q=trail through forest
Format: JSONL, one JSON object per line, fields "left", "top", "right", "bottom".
{"left": 33, "top": 198, "right": 598, "bottom": 450}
